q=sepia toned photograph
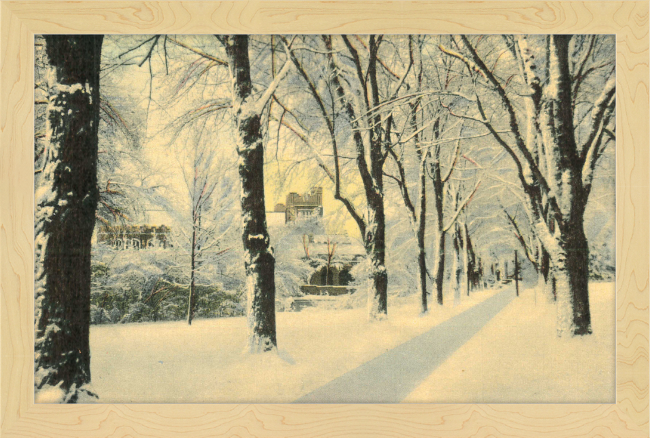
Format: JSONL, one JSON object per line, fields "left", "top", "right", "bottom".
{"left": 34, "top": 33, "right": 616, "bottom": 404}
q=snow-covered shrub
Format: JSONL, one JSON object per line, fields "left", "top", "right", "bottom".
{"left": 589, "top": 246, "right": 615, "bottom": 280}
{"left": 91, "top": 247, "right": 245, "bottom": 324}
{"left": 158, "top": 302, "right": 182, "bottom": 321}
{"left": 90, "top": 305, "right": 112, "bottom": 324}
{"left": 588, "top": 221, "right": 615, "bottom": 281}
{"left": 121, "top": 302, "right": 154, "bottom": 323}
{"left": 270, "top": 216, "right": 325, "bottom": 299}
{"left": 195, "top": 285, "right": 238, "bottom": 318}
{"left": 108, "top": 306, "right": 122, "bottom": 323}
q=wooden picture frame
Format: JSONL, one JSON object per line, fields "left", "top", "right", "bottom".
{"left": 1, "top": 1, "right": 648, "bottom": 436}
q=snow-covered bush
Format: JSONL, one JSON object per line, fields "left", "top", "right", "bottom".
{"left": 121, "top": 302, "right": 154, "bottom": 323}
{"left": 91, "top": 247, "right": 244, "bottom": 324}
{"left": 90, "top": 305, "right": 112, "bottom": 324}
{"left": 270, "top": 216, "right": 325, "bottom": 299}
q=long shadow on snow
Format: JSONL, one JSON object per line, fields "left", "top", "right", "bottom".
{"left": 294, "top": 288, "right": 515, "bottom": 403}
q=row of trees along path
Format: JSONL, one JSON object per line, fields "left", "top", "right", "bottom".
{"left": 34, "top": 34, "right": 614, "bottom": 402}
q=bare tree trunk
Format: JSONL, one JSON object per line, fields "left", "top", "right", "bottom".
{"left": 224, "top": 35, "right": 277, "bottom": 352}
{"left": 539, "top": 35, "right": 592, "bottom": 335}
{"left": 415, "top": 115, "right": 429, "bottom": 313}
{"left": 412, "top": 46, "right": 429, "bottom": 314}
{"left": 323, "top": 35, "right": 388, "bottom": 320}
{"left": 433, "top": 230, "right": 446, "bottom": 305}
{"left": 187, "top": 224, "right": 197, "bottom": 325}
{"left": 462, "top": 223, "right": 472, "bottom": 296}
{"left": 451, "top": 224, "right": 463, "bottom": 306}
{"left": 366, "top": 195, "right": 388, "bottom": 318}
{"left": 546, "top": 216, "right": 591, "bottom": 334}
{"left": 416, "top": 174, "right": 428, "bottom": 313}
{"left": 431, "top": 155, "right": 445, "bottom": 305}
{"left": 34, "top": 35, "right": 103, "bottom": 403}
{"left": 446, "top": 35, "right": 614, "bottom": 336}
{"left": 365, "top": 36, "right": 389, "bottom": 320}
{"left": 537, "top": 245, "right": 555, "bottom": 302}
{"left": 390, "top": 98, "right": 429, "bottom": 314}
{"left": 514, "top": 250, "right": 520, "bottom": 297}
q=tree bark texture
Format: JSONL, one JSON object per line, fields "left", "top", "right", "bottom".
{"left": 187, "top": 224, "right": 197, "bottom": 325}
{"left": 431, "top": 156, "right": 446, "bottom": 305}
{"left": 538, "top": 35, "right": 592, "bottom": 335}
{"left": 433, "top": 230, "right": 446, "bottom": 305}
{"left": 451, "top": 223, "right": 464, "bottom": 306}
{"left": 365, "top": 195, "right": 388, "bottom": 319}
{"left": 462, "top": 223, "right": 474, "bottom": 296}
{"left": 34, "top": 35, "right": 103, "bottom": 402}
{"left": 224, "top": 35, "right": 277, "bottom": 352}
{"left": 416, "top": 213, "right": 428, "bottom": 313}
{"left": 415, "top": 109, "right": 429, "bottom": 314}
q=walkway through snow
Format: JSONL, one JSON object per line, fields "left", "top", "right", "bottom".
{"left": 295, "top": 288, "right": 515, "bottom": 403}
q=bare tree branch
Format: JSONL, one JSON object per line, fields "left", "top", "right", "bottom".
{"left": 168, "top": 37, "right": 228, "bottom": 66}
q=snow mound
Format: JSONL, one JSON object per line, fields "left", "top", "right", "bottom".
{"left": 35, "top": 383, "right": 65, "bottom": 403}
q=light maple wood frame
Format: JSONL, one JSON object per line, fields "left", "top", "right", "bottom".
{"left": 1, "top": 2, "right": 648, "bottom": 437}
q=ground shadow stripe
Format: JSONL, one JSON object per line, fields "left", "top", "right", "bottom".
{"left": 295, "top": 288, "right": 515, "bottom": 403}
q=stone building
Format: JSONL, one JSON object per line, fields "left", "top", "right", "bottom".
{"left": 270, "top": 187, "right": 323, "bottom": 224}
{"left": 96, "top": 224, "right": 172, "bottom": 250}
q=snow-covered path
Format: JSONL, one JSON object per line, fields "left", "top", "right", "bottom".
{"left": 295, "top": 288, "right": 515, "bottom": 403}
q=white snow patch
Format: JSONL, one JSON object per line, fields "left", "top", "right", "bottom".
{"left": 403, "top": 282, "right": 615, "bottom": 403}
{"left": 90, "top": 288, "right": 500, "bottom": 403}
{"left": 74, "top": 384, "right": 99, "bottom": 403}
{"left": 35, "top": 382, "right": 65, "bottom": 403}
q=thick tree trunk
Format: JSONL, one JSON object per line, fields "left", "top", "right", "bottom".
{"left": 224, "top": 36, "right": 277, "bottom": 352}
{"left": 453, "top": 34, "right": 609, "bottom": 336}
{"left": 366, "top": 198, "right": 388, "bottom": 319}
{"left": 548, "top": 215, "right": 591, "bottom": 335}
{"left": 539, "top": 35, "right": 592, "bottom": 336}
{"left": 365, "top": 36, "right": 388, "bottom": 320}
{"left": 34, "top": 35, "right": 103, "bottom": 403}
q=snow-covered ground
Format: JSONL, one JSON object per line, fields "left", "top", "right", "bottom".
{"left": 403, "top": 282, "right": 616, "bottom": 403}
{"left": 89, "top": 283, "right": 615, "bottom": 403}
{"left": 90, "top": 288, "right": 500, "bottom": 403}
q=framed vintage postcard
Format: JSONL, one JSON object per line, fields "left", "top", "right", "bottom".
{"left": 1, "top": 1, "right": 648, "bottom": 437}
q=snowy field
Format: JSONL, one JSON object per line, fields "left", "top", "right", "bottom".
{"left": 89, "top": 283, "right": 615, "bottom": 403}
{"left": 90, "top": 288, "right": 499, "bottom": 403}
{"left": 404, "top": 282, "right": 616, "bottom": 403}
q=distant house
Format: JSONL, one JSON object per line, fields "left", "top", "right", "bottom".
{"left": 266, "top": 187, "right": 365, "bottom": 298}
{"left": 93, "top": 206, "right": 176, "bottom": 250}
{"left": 96, "top": 224, "right": 172, "bottom": 250}
{"left": 268, "top": 187, "right": 323, "bottom": 225}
